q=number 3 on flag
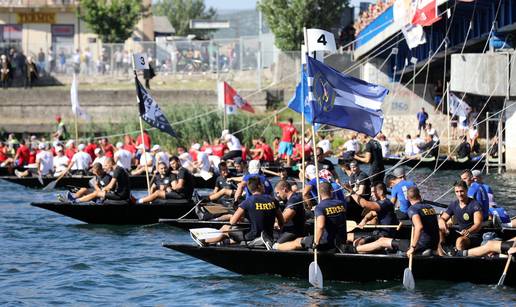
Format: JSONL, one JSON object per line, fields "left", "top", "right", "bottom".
{"left": 133, "top": 53, "right": 149, "bottom": 70}
{"left": 307, "top": 28, "right": 337, "bottom": 53}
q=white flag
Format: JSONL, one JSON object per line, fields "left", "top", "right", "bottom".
{"left": 301, "top": 44, "right": 324, "bottom": 64}
{"left": 401, "top": 24, "right": 427, "bottom": 49}
{"left": 133, "top": 53, "right": 149, "bottom": 70}
{"left": 306, "top": 29, "right": 337, "bottom": 53}
{"left": 449, "top": 93, "right": 472, "bottom": 117}
{"left": 70, "top": 74, "right": 91, "bottom": 121}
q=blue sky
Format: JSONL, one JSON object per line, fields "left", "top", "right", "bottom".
{"left": 204, "top": 0, "right": 369, "bottom": 10}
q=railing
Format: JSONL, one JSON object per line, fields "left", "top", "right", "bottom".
{"left": 0, "top": 0, "right": 77, "bottom": 7}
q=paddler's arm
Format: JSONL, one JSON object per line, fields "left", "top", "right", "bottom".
{"left": 261, "top": 168, "right": 280, "bottom": 177}
{"left": 314, "top": 215, "right": 325, "bottom": 246}
{"left": 227, "top": 176, "right": 243, "bottom": 182}
{"left": 275, "top": 208, "right": 285, "bottom": 229}
{"left": 354, "top": 152, "right": 371, "bottom": 164}
{"left": 351, "top": 193, "right": 380, "bottom": 211}
{"left": 233, "top": 181, "right": 246, "bottom": 202}
{"left": 359, "top": 210, "right": 377, "bottom": 228}
{"left": 407, "top": 214, "right": 423, "bottom": 256}
{"left": 229, "top": 207, "right": 245, "bottom": 224}
{"left": 103, "top": 177, "right": 117, "bottom": 192}
{"left": 302, "top": 184, "right": 313, "bottom": 207}
{"left": 438, "top": 212, "right": 451, "bottom": 232}
{"left": 464, "top": 211, "right": 483, "bottom": 236}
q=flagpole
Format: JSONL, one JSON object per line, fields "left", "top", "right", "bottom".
{"left": 446, "top": 82, "right": 451, "bottom": 155}
{"left": 132, "top": 52, "right": 151, "bottom": 195}
{"left": 300, "top": 40, "right": 306, "bottom": 191}
{"left": 74, "top": 113, "right": 79, "bottom": 144}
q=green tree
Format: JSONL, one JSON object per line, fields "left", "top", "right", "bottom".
{"left": 259, "top": 0, "right": 348, "bottom": 51}
{"left": 153, "top": 0, "right": 216, "bottom": 39}
{"left": 79, "top": 0, "right": 144, "bottom": 43}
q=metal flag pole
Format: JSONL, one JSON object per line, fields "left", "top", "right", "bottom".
{"left": 446, "top": 82, "right": 451, "bottom": 154}
{"left": 132, "top": 52, "right": 151, "bottom": 195}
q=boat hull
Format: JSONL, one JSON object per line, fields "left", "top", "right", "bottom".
{"left": 159, "top": 218, "right": 248, "bottom": 230}
{"left": 163, "top": 244, "right": 515, "bottom": 286}
{"left": 31, "top": 201, "right": 196, "bottom": 225}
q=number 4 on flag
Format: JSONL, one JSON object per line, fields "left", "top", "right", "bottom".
{"left": 133, "top": 53, "right": 149, "bottom": 70}
{"left": 306, "top": 29, "right": 337, "bottom": 54}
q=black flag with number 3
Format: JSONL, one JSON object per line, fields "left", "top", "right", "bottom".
{"left": 135, "top": 76, "right": 178, "bottom": 138}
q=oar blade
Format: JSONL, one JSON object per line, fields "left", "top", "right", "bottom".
{"left": 308, "top": 261, "right": 323, "bottom": 288}
{"left": 403, "top": 268, "right": 415, "bottom": 290}
{"left": 37, "top": 174, "right": 44, "bottom": 185}
{"left": 42, "top": 180, "right": 57, "bottom": 191}
{"left": 497, "top": 273, "right": 506, "bottom": 287}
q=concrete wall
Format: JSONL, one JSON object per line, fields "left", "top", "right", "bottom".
{"left": 0, "top": 88, "right": 267, "bottom": 133}
{"left": 505, "top": 102, "right": 516, "bottom": 171}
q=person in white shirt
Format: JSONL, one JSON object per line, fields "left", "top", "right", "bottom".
{"left": 205, "top": 147, "right": 221, "bottom": 174}
{"left": 413, "top": 134, "right": 424, "bottom": 154}
{"left": 340, "top": 133, "right": 360, "bottom": 160}
{"left": 376, "top": 133, "right": 390, "bottom": 158}
{"left": 191, "top": 143, "right": 211, "bottom": 174}
{"left": 114, "top": 142, "right": 133, "bottom": 171}
{"left": 15, "top": 142, "right": 53, "bottom": 178}
{"left": 53, "top": 146, "right": 70, "bottom": 177}
{"left": 467, "top": 125, "right": 479, "bottom": 150}
{"left": 403, "top": 135, "right": 417, "bottom": 157}
{"left": 178, "top": 152, "right": 194, "bottom": 173}
{"left": 151, "top": 144, "right": 170, "bottom": 167}
{"left": 67, "top": 144, "right": 92, "bottom": 175}
{"left": 93, "top": 148, "right": 107, "bottom": 166}
{"left": 316, "top": 134, "right": 332, "bottom": 154}
{"left": 221, "top": 129, "right": 242, "bottom": 160}
{"left": 131, "top": 145, "right": 154, "bottom": 175}
{"left": 425, "top": 123, "right": 439, "bottom": 142}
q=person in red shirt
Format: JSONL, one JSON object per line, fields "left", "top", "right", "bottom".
{"left": 122, "top": 134, "right": 137, "bottom": 154}
{"left": 250, "top": 138, "right": 274, "bottom": 162}
{"left": 14, "top": 140, "right": 31, "bottom": 166}
{"left": 84, "top": 138, "right": 97, "bottom": 161}
{"left": 100, "top": 137, "right": 115, "bottom": 158}
{"left": 65, "top": 140, "right": 77, "bottom": 160}
{"left": 275, "top": 116, "right": 298, "bottom": 166}
{"left": 136, "top": 129, "right": 151, "bottom": 151}
{"left": 210, "top": 139, "right": 227, "bottom": 158}
{"left": 200, "top": 140, "right": 210, "bottom": 152}
{"left": 0, "top": 142, "right": 9, "bottom": 165}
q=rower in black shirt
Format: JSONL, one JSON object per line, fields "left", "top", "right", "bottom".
{"left": 356, "top": 187, "right": 440, "bottom": 256}
{"left": 454, "top": 136, "right": 471, "bottom": 162}
{"left": 270, "top": 180, "right": 306, "bottom": 244}
{"left": 209, "top": 161, "right": 238, "bottom": 201}
{"left": 354, "top": 134, "right": 384, "bottom": 185}
{"left": 342, "top": 160, "right": 371, "bottom": 199}
{"left": 62, "top": 162, "right": 111, "bottom": 201}
{"left": 271, "top": 182, "right": 347, "bottom": 251}
{"left": 438, "top": 180, "right": 483, "bottom": 253}
{"left": 418, "top": 134, "right": 439, "bottom": 161}
{"left": 205, "top": 177, "right": 284, "bottom": 245}
{"left": 68, "top": 158, "right": 130, "bottom": 203}
{"left": 347, "top": 182, "right": 399, "bottom": 247}
{"left": 151, "top": 162, "right": 172, "bottom": 193}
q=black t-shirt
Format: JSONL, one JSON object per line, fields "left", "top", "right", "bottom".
{"left": 315, "top": 198, "right": 347, "bottom": 246}
{"left": 420, "top": 140, "right": 438, "bottom": 158}
{"left": 457, "top": 142, "right": 471, "bottom": 159}
{"left": 349, "top": 170, "right": 371, "bottom": 198}
{"left": 112, "top": 166, "right": 129, "bottom": 198}
{"left": 445, "top": 199, "right": 483, "bottom": 230}
{"left": 365, "top": 139, "right": 384, "bottom": 174}
{"left": 215, "top": 174, "right": 237, "bottom": 190}
{"left": 239, "top": 194, "right": 279, "bottom": 239}
{"left": 407, "top": 202, "right": 439, "bottom": 249}
{"left": 154, "top": 173, "right": 172, "bottom": 189}
{"left": 96, "top": 173, "right": 112, "bottom": 189}
{"left": 376, "top": 198, "right": 399, "bottom": 236}
{"left": 282, "top": 192, "right": 305, "bottom": 236}
{"left": 171, "top": 167, "right": 195, "bottom": 198}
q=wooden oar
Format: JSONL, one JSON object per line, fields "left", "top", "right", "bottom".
{"left": 261, "top": 167, "right": 281, "bottom": 177}
{"left": 42, "top": 172, "right": 68, "bottom": 191}
{"left": 497, "top": 241, "right": 516, "bottom": 287}
{"left": 403, "top": 226, "right": 416, "bottom": 290}
{"left": 346, "top": 221, "right": 402, "bottom": 232}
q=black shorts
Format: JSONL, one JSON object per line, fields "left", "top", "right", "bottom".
{"left": 501, "top": 241, "right": 515, "bottom": 255}
{"left": 449, "top": 231, "right": 482, "bottom": 248}
{"left": 277, "top": 232, "right": 301, "bottom": 244}
{"left": 222, "top": 150, "right": 242, "bottom": 161}
{"left": 105, "top": 191, "right": 127, "bottom": 201}
{"left": 300, "top": 235, "right": 333, "bottom": 251}
{"left": 227, "top": 227, "right": 254, "bottom": 242}
{"left": 391, "top": 239, "right": 437, "bottom": 253}
{"left": 165, "top": 191, "right": 187, "bottom": 200}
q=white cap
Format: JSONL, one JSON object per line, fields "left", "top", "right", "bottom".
{"left": 116, "top": 142, "right": 123, "bottom": 149}
{"left": 221, "top": 129, "right": 229, "bottom": 138}
{"left": 38, "top": 142, "right": 46, "bottom": 150}
{"left": 192, "top": 143, "right": 201, "bottom": 151}
{"left": 78, "top": 144, "right": 86, "bottom": 151}
{"left": 472, "top": 170, "right": 482, "bottom": 177}
{"left": 305, "top": 165, "right": 316, "bottom": 180}
{"left": 151, "top": 144, "right": 161, "bottom": 152}
{"left": 94, "top": 148, "right": 102, "bottom": 154}
{"left": 66, "top": 139, "right": 75, "bottom": 147}
{"left": 248, "top": 160, "right": 261, "bottom": 174}
{"left": 55, "top": 146, "right": 63, "bottom": 152}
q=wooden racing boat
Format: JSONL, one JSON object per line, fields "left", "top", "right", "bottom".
{"left": 0, "top": 174, "right": 216, "bottom": 190}
{"left": 382, "top": 156, "right": 485, "bottom": 170}
{"left": 162, "top": 244, "right": 515, "bottom": 286}
{"left": 159, "top": 218, "right": 248, "bottom": 230}
{"left": 31, "top": 199, "right": 197, "bottom": 224}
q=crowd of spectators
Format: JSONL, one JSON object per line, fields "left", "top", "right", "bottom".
{"left": 353, "top": 0, "right": 396, "bottom": 35}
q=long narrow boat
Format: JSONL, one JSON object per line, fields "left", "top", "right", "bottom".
{"left": 162, "top": 244, "right": 515, "bottom": 286}
{"left": 0, "top": 174, "right": 216, "bottom": 190}
{"left": 31, "top": 199, "right": 196, "bottom": 224}
{"left": 159, "top": 218, "right": 248, "bottom": 230}
{"left": 382, "top": 156, "right": 485, "bottom": 170}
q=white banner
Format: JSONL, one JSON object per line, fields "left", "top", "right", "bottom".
{"left": 394, "top": 0, "right": 417, "bottom": 27}
{"left": 133, "top": 53, "right": 149, "bottom": 70}
{"left": 306, "top": 29, "right": 337, "bottom": 54}
{"left": 70, "top": 74, "right": 91, "bottom": 121}
{"left": 301, "top": 44, "right": 324, "bottom": 64}
{"left": 449, "top": 93, "right": 472, "bottom": 117}
{"left": 401, "top": 24, "right": 427, "bottom": 49}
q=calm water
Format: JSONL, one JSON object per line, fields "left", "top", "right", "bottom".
{"left": 1, "top": 168, "right": 516, "bottom": 306}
